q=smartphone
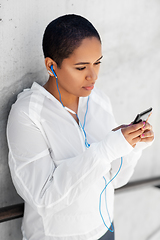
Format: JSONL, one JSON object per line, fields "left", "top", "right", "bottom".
{"left": 133, "top": 107, "right": 152, "bottom": 124}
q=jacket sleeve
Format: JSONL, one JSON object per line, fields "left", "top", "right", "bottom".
{"left": 7, "top": 103, "right": 133, "bottom": 217}
{"left": 110, "top": 138, "right": 153, "bottom": 189}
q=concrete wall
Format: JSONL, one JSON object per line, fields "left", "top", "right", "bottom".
{"left": 0, "top": 0, "right": 160, "bottom": 239}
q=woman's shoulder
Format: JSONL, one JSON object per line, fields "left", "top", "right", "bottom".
{"left": 9, "top": 82, "right": 46, "bottom": 118}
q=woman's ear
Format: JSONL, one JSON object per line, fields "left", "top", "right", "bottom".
{"left": 45, "top": 57, "right": 57, "bottom": 77}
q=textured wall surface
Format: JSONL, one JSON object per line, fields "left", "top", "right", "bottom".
{"left": 0, "top": 0, "right": 160, "bottom": 239}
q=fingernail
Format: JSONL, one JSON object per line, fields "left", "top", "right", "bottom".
{"left": 143, "top": 121, "right": 146, "bottom": 125}
{"left": 141, "top": 134, "right": 145, "bottom": 137}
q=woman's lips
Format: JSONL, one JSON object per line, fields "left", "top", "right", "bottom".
{"left": 83, "top": 85, "right": 94, "bottom": 91}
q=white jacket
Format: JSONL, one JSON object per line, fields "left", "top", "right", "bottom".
{"left": 7, "top": 82, "right": 146, "bottom": 240}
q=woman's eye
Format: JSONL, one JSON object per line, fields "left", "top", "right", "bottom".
{"left": 94, "top": 61, "right": 101, "bottom": 65}
{"left": 75, "top": 62, "right": 101, "bottom": 71}
{"left": 76, "top": 67, "right": 86, "bottom": 71}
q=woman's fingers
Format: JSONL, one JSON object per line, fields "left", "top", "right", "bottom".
{"left": 131, "top": 136, "right": 142, "bottom": 146}
{"left": 140, "top": 136, "right": 154, "bottom": 143}
{"left": 121, "top": 122, "right": 145, "bottom": 147}
{"left": 129, "top": 128, "right": 144, "bottom": 139}
{"left": 141, "top": 129, "right": 154, "bottom": 138}
{"left": 115, "top": 120, "right": 154, "bottom": 147}
{"left": 140, "top": 129, "right": 154, "bottom": 142}
{"left": 123, "top": 121, "right": 145, "bottom": 134}
{"left": 143, "top": 122, "right": 152, "bottom": 131}
{"left": 140, "top": 121, "right": 154, "bottom": 142}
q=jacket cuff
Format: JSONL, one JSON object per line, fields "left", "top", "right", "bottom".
{"left": 99, "top": 128, "right": 133, "bottom": 162}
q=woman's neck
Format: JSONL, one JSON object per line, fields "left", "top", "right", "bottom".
{"left": 43, "top": 77, "right": 79, "bottom": 114}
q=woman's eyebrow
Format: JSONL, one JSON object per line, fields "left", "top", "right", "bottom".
{"left": 74, "top": 55, "right": 103, "bottom": 65}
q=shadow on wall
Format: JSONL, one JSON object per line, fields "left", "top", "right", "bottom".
{"left": 0, "top": 71, "right": 47, "bottom": 207}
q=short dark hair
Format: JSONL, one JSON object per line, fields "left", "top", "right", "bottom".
{"left": 42, "top": 14, "right": 101, "bottom": 68}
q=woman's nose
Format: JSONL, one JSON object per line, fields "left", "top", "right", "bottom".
{"left": 85, "top": 67, "right": 98, "bottom": 82}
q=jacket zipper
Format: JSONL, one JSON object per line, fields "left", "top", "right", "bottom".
{"left": 40, "top": 148, "right": 55, "bottom": 198}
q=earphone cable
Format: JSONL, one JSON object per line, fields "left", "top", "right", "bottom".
{"left": 99, "top": 157, "right": 123, "bottom": 232}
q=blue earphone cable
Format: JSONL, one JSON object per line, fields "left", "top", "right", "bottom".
{"left": 83, "top": 96, "right": 90, "bottom": 129}
{"left": 50, "top": 66, "right": 123, "bottom": 230}
{"left": 53, "top": 68, "right": 90, "bottom": 148}
{"left": 99, "top": 157, "right": 123, "bottom": 232}
{"left": 55, "top": 76, "right": 64, "bottom": 107}
{"left": 79, "top": 96, "right": 90, "bottom": 148}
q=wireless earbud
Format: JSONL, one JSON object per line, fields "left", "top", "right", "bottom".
{"left": 50, "top": 65, "right": 57, "bottom": 78}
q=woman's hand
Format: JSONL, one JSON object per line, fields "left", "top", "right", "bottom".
{"left": 139, "top": 121, "right": 154, "bottom": 143}
{"left": 112, "top": 121, "right": 154, "bottom": 148}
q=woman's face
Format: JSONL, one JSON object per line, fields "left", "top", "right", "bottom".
{"left": 55, "top": 37, "right": 102, "bottom": 99}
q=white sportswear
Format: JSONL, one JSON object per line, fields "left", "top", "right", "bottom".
{"left": 7, "top": 82, "right": 151, "bottom": 240}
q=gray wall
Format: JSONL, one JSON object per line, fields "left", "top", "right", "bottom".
{"left": 0, "top": 0, "right": 160, "bottom": 239}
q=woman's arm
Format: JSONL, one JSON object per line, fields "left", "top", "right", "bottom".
{"left": 7, "top": 105, "right": 133, "bottom": 217}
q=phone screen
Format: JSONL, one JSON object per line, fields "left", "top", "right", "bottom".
{"left": 133, "top": 107, "right": 152, "bottom": 124}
